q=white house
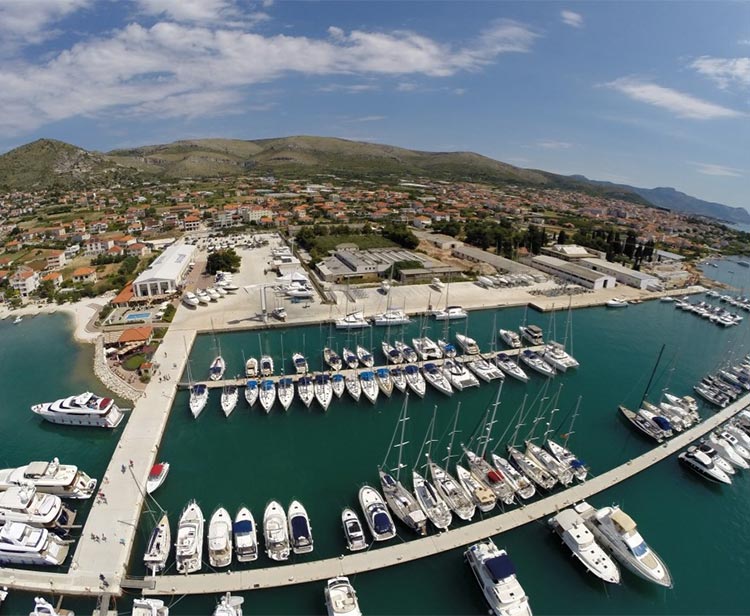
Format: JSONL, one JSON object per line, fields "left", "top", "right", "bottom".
{"left": 132, "top": 242, "right": 196, "bottom": 297}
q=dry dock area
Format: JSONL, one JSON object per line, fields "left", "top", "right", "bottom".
{"left": 140, "top": 392, "right": 750, "bottom": 597}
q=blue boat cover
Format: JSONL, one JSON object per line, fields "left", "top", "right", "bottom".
{"left": 376, "top": 368, "right": 389, "bottom": 377}
{"left": 485, "top": 554, "right": 516, "bottom": 582}
{"left": 290, "top": 515, "right": 310, "bottom": 540}
{"left": 262, "top": 380, "right": 274, "bottom": 390}
{"left": 332, "top": 374, "right": 344, "bottom": 382}
{"left": 498, "top": 353, "right": 509, "bottom": 360}
{"left": 373, "top": 510, "right": 393, "bottom": 535}
{"left": 233, "top": 520, "right": 253, "bottom": 533}
{"left": 245, "top": 380, "right": 257, "bottom": 388}
{"left": 405, "top": 365, "right": 418, "bottom": 374}
{"left": 653, "top": 416, "right": 672, "bottom": 431}
{"left": 571, "top": 459, "right": 585, "bottom": 469}
{"left": 424, "top": 363, "right": 437, "bottom": 372}
{"left": 194, "top": 384, "right": 207, "bottom": 393}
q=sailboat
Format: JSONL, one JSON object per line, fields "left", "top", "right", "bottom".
{"left": 209, "top": 322, "right": 226, "bottom": 381}
{"left": 495, "top": 353, "right": 529, "bottom": 382}
{"left": 342, "top": 347, "right": 359, "bottom": 370}
{"left": 185, "top": 346, "right": 208, "bottom": 418}
{"left": 545, "top": 397, "right": 588, "bottom": 482}
{"left": 507, "top": 392, "right": 557, "bottom": 491}
{"left": 323, "top": 347, "right": 343, "bottom": 371}
{"left": 542, "top": 302, "right": 579, "bottom": 371}
{"left": 244, "top": 379, "right": 258, "bottom": 407}
{"left": 378, "top": 395, "right": 428, "bottom": 536}
{"left": 375, "top": 368, "right": 394, "bottom": 397}
{"left": 143, "top": 513, "right": 170, "bottom": 575}
{"left": 523, "top": 388, "right": 574, "bottom": 486}
{"left": 314, "top": 373, "right": 333, "bottom": 411}
{"left": 422, "top": 362, "right": 453, "bottom": 396}
{"left": 382, "top": 340, "right": 404, "bottom": 364}
{"left": 258, "top": 379, "right": 276, "bottom": 413}
{"left": 331, "top": 373, "right": 346, "bottom": 398}
{"left": 356, "top": 345, "right": 374, "bottom": 368}
{"left": 390, "top": 367, "right": 407, "bottom": 393}
{"left": 455, "top": 464, "right": 497, "bottom": 513}
{"left": 403, "top": 364, "right": 426, "bottom": 397}
{"left": 359, "top": 371, "right": 379, "bottom": 404}
{"left": 413, "top": 407, "right": 453, "bottom": 530}
{"left": 220, "top": 385, "right": 239, "bottom": 417}
{"left": 345, "top": 373, "right": 362, "bottom": 401}
{"left": 394, "top": 340, "right": 419, "bottom": 363}
{"left": 277, "top": 377, "right": 295, "bottom": 411}
{"left": 296, "top": 375, "right": 315, "bottom": 408}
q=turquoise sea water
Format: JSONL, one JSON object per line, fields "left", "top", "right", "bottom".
{"left": 3, "top": 261, "right": 750, "bottom": 614}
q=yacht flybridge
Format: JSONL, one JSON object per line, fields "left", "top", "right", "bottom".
{"left": 0, "top": 485, "right": 73, "bottom": 532}
{"left": 499, "top": 329, "right": 522, "bottom": 349}
{"left": 0, "top": 459, "right": 96, "bottom": 499}
{"left": 519, "top": 325, "right": 544, "bottom": 346}
{"left": 31, "top": 392, "right": 124, "bottom": 428}
{"left": 465, "top": 539, "right": 532, "bottom": 616}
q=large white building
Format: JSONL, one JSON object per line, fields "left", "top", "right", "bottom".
{"left": 580, "top": 257, "right": 660, "bottom": 290}
{"left": 132, "top": 242, "right": 196, "bottom": 297}
{"left": 531, "top": 255, "right": 616, "bottom": 290}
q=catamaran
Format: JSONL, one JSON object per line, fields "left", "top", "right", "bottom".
{"left": 263, "top": 500, "right": 290, "bottom": 561}
{"left": 244, "top": 380, "right": 258, "bottom": 407}
{"left": 441, "top": 359, "right": 479, "bottom": 390}
{"left": 208, "top": 507, "right": 232, "bottom": 568}
{"left": 336, "top": 311, "right": 370, "bottom": 330}
{"left": 220, "top": 385, "right": 239, "bottom": 417}
{"left": 31, "top": 392, "right": 125, "bottom": 429}
{"left": 175, "top": 500, "right": 204, "bottom": 574}
{"left": 288, "top": 500, "right": 314, "bottom": 555}
{"left": 0, "top": 459, "right": 96, "bottom": 499}
{"left": 233, "top": 507, "right": 258, "bottom": 562}
{"left": 258, "top": 379, "right": 276, "bottom": 413}
{"left": 359, "top": 371, "right": 379, "bottom": 404}
{"left": 371, "top": 309, "right": 410, "bottom": 326}
{"left": 297, "top": 375, "right": 315, "bottom": 408}
{"left": 277, "top": 377, "right": 295, "bottom": 411}
{"left": 433, "top": 306, "right": 468, "bottom": 321}
{"left": 358, "top": 485, "right": 396, "bottom": 542}
{"left": 143, "top": 514, "right": 170, "bottom": 575}
{"left": 465, "top": 357, "right": 504, "bottom": 382}
{"left": 341, "top": 508, "right": 368, "bottom": 552}
{"left": 412, "top": 336, "right": 442, "bottom": 361}
{"left": 314, "top": 374, "right": 333, "bottom": 411}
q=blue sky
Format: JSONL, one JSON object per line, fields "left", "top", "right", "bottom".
{"left": 1, "top": 1, "right": 749, "bottom": 207}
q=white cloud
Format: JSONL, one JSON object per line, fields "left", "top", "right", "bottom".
{"left": 396, "top": 82, "right": 418, "bottom": 92}
{"left": 135, "top": 0, "right": 270, "bottom": 26}
{"left": 605, "top": 77, "right": 743, "bottom": 119}
{"left": 691, "top": 162, "right": 743, "bottom": 177}
{"left": 318, "top": 83, "right": 378, "bottom": 94}
{"left": 343, "top": 115, "right": 386, "bottom": 123}
{"left": 561, "top": 10, "right": 583, "bottom": 28}
{"left": 0, "top": 19, "right": 539, "bottom": 135}
{"left": 691, "top": 56, "right": 750, "bottom": 89}
{"left": 0, "top": 0, "right": 90, "bottom": 48}
{"left": 453, "top": 88, "right": 466, "bottom": 95}
{"left": 739, "top": 39, "right": 750, "bottom": 46}
{"left": 537, "top": 139, "right": 573, "bottom": 149}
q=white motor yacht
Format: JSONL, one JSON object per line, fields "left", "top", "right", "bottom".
{"left": 455, "top": 464, "right": 497, "bottom": 513}
{"left": 325, "top": 577, "right": 362, "bottom": 616}
{"left": 356, "top": 346, "right": 374, "bottom": 367}
{"left": 679, "top": 446, "right": 732, "bottom": 484}
{"left": 259, "top": 355, "right": 274, "bottom": 377}
{"left": 31, "top": 392, "right": 124, "bottom": 429}
{"left": 394, "top": 341, "right": 418, "bottom": 363}
{"left": 190, "top": 383, "right": 209, "bottom": 418}
{"left": 0, "top": 485, "right": 72, "bottom": 531}
{"left": 345, "top": 374, "right": 362, "bottom": 402}
{"left": 220, "top": 385, "right": 239, "bottom": 417}
{"left": 208, "top": 507, "right": 232, "bottom": 568}
{"left": 296, "top": 376, "right": 315, "bottom": 408}
{"left": 707, "top": 432, "right": 749, "bottom": 469}
{"left": 494, "top": 354, "right": 529, "bottom": 382}
{"left": 717, "top": 430, "right": 750, "bottom": 460}
{"left": 292, "top": 353, "right": 308, "bottom": 375}
{"left": 428, "top": 460, "right": 475, "bottom": 521}
{"left": 143, "top": 513, "right": 170, "bottom": 575}
{"left": 375, "top": 368, "right": 394, "bottom": 397}
{"left": 195, "top": 290, "right": 210, "bottom": 305}
{"left": 263, "top": 500, "right": 290, "bottom": 561}
{"left": 390, "top": 367, "right": 407, "bottom": 393}
{"left": 465, "top": 539, "right": 532, "bottom": 616}
{"left": 695, "top": 442, "right": 735, "bottom": 475}
{"left": 441, "top": 359, "right": 480, "bottom": 390}
{"left": 258, "top": 379, "right": 276, "bottom": 413}
{"left": 182, "top": 292, "right": 200, "bottom": 307}
{"left": 209, "top": 356, "right": 226, "bottom": 381}
{"left": 0, "top": 522, "right": 70, "bottom": 566}
{"left": 372, "top": 309, "right": 410, "bottom": 326}
{"left": 213, "top": 593, "right": 243, "bottom": 616}
{"left": 519, "top": 351, "right": 555, "bottom": 378}
{"left": 331, "top": 373, "right": 346, "bottom": 398}
{"left": 0, "top": 459, "right": 96, "bottom": 500}
{"left": 382, "top": 341, "right": 403, "bottom": 364}
{"left": 490, "top": 454, "right": 535, "bottom": 500}
{"left": 412, "top": 470, "right": 452, "bottom": 530}
{"left": 431, "top": 277, "right": 445, "bottom": 290}
{"left": 499, "top": 329, "right": 522, "bottom": 349}
{"left": 542, "top": 342, "right": 579, "bottom": 371}
{"left": 359, "top": 371, "right": 379, "bottom": 404}
{"left": 455, "top": 333, "right": 480, "bottom": 355}
{"left": 412, "top": 337, "right": 443, "bottom": 361}
{"left": 244, "top": 357, "right": 258, "bottom": 378}
{"left": 205, "top": 287, "right": 221, "bottom": 301}
{"left": 277, "top": 377, "right": 295, "bottom": 411}
{"left": 358, "top": 485, "right": 396, "bottom": 541}
{"left": 233, "top": 507, "right": 258, "bottom": 562}
{"left": 404, "top": 365, "right": 426, "bottom": 397}
{"left": 463, "top": 449, "right": 515, "bottom": 505}
{"left": 576, "top": 502, "right": 672, "bottom": 588}
{"left": 244, "top": 380, "right": 258, "bottom": 407}
{"left": 433, "top": 306, "right": 468, "bottom": 320}
{"left": 341, "top": 508, "right": 368, "bottom": 552}
{"left": 336, "top": 311, "right": 370, "bottom": 330}
{"left": 175, "top": 500, "right": 204, "bottom": 574}
{"left": 288, "top": 500, "right": 314, "bottom": 555}
{"left": 518, "top": 325, "right": 544, "bottom": 346}
{"left": 548, "top": 508, "right": 620, "bottom": 584}
{"left": 466, "top": 357, "right": 504, "bottom": 382}
{"left": 132, "top": 598, "right": 169, "bottom": 616}
{"left": 378, "top": 470, "right": 428, "bottom": 537}
{"left": 606, "top": 298, "right": 629, "bottom": 308}
{"left": 213, "top": 285, "right": 227, "bottom": 297}
{"left": 422, "top": 363, "right": 454, "bottom": 396}
{"left": 30, "top": 597, "right": 73, "bottom": 616}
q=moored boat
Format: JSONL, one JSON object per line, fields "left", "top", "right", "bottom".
{"left": 341, "top": 508, "right": 368, "bottom": 552}
{"left": 358, "top": 485, "right": 396, "bottom": 542}
{"left": 233, "top": 507, "right": 258, "bottom": 562}
{"left": 208, "top": 507, "right": 232, "bottom": 568}
{"left": 175, "top": 500, "right": 204, "bottom": 574}
{"left": 324, "top": 576, "right": 362, "bottom": 616}
{"left": 288, "top": 500, "right": 314, "bottom": 555}
{"left": 465, "top": 539, "right": 532, "bottom": 616}
{"left": 143, "top": 514, "right": 170, "bottom": 575}
{"left": 146, "top": 462, "right": 170, "bottom": 495}
{"left": 263, "top": 500, "right": 290, "bottom": 561}
{"left": 31, "top": 392, "right": 124, "bottom": 429}
{"left": 0, "top": 459, "right": 96, "bottom": 500}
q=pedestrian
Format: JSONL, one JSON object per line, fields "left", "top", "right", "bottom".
{"left": 120, "top": 464, "right": 126, "bottom": 474}
{"left": 129, "top": 459, "right": 133, "bottom": 468}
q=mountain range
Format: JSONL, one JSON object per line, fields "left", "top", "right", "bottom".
{"left": 0, "top": 136, "right": 747, "bottom": 224}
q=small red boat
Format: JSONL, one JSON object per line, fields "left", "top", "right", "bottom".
{"left": 146, "top": 462, "right": 170, "bottom": 494}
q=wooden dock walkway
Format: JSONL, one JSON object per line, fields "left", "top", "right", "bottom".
{"left": 140, "top": 392, "right": 750, "bottom": 597}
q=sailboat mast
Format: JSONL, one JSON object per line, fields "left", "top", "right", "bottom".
{"left": 509, "top": 394, "right": 529, "bottom": 447}
{"left": 640, "top": 343, "right": 666, "bottom": 406}
{"left": 444, "top": 402, "right": 461, "bottom": 466}
{"left": 542, "top": 383, "right": 564, "bottom": 443}
{"left": 395, "top": 393, "right": 410, "bottom": 481}
{"left": 481, "top": 381, "right": 504, "bottom": 457}
{"left": 563, "top": 396, "right": 582, "bottom": 449}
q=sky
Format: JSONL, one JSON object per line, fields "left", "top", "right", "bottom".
{"left": 1, "top": 1, "right": 749, "bottom": 208}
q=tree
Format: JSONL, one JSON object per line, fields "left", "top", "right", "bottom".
{"left": 382, "top": 223, "right": 419, "bottom": 249}
{"left": 37, "top": 279, "right": 57, "bottom": 300}
{"left": 206, "top": 248, "right": 241, "bottom": 274}
{"left": 557, "top": 229, "right": 568, "bottom": 245}
{"left": 623, "top": 231, "right": 637, "bottom": 259}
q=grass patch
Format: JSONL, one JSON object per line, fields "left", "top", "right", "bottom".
{"left": 122, "top": 353, "right": 147, "bottom": 371}
{"left": 312, "top": 234, "right": 396, "bottom": 253}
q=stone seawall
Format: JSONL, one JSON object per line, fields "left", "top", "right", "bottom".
{"left": 92, "top": 336, "right": 142, "bottom": 402}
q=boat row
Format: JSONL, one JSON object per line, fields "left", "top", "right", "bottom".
{"left": 618, "top": 392, "right": 700, "bottom": 443}
{"left": 674, "top": 298, "right": 743, "bottom": 327}
{"left": 335, "top": 305, "right": 469, "bottom": 329}
{"left": 694, "top": 359, "right": 750, "bottom": 408}
{"left": 712, "top": 290, "right": 750, "bottom": 311}
{"left": 183, "top": 274, "right": 239, "bottom": 307}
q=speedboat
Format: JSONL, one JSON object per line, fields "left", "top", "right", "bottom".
{"left": 525, "top": 441, "right": 574, "bottom": 486}
{"left": 0, "top": 459, "right": 96, "bottom": 500}
{"left": 345, "top": 374, "right": 362, "bottom": 402}
{"left": 258, "top": 379, "right": 276, "bottom": 413}
{"left": 244, "top": 357, "right": 258, "bottom": 378}
{"left": 463, "top": 448, "right": 515, "bottom": 505}
{"left": 190, "top": 383, "right": 209, "bottom": 418}
{"left": 356, "top": 346, "right": 374, "bottom": 367}
{"left": 0, "top": 521, "right": 70, "bottom": 566}
{"left": 132, "top": 598, "right": 169, "bottom": 616}
{"left": 358, "top": 485, "right": 396, "bottom": 541}
{"left": 233, "top": 507, "right": 258, "bottom": 562}
{"left": 404, "top": 365, "right": 426, "bottom": 398}
{"left": 297, "top": 376, "right": 315, "bottom": 408}
{"left": 441, "top": 359, "right": 479, "bottom": 390}
{"left": 143, "top": 514, "right": 170, "bottom": 575}
{"left": 341, "top": 508, "right": 368, "bottom": 552}
{"left": 359, "top": 371, "right": 379, "bottom": 404}
{"left": 175, "top": 500, "right": 204, "bottom": 574}
{"left": 412, "top": 470, "right": 452, "bottom": 530}
{"left": 323, "top": 348, "right": 343, "bottom": 371}
{"left": 507, "top": 446, "right": 556, "bottom": 491}
{"left": 422, "top": 363, "right": 453, "bottom": 396}
{"left": 244, "top": 380, "right": 258, "bottom": 407}
{"left": 519, "top": 351, "right": 555, "bottom": 378}
{"left": 428, "top": 460, "right": 475, "bottom": 521}
{"left": 208, "top": 507, "right": 232, "bottom": 568}
{"left": 390, "top": 367, "right": 407, "bottom": 393}
{"left": 146, "top": 462, "right": 170, "bottom": 495}
{"left": 260, "top": 355, "right": 274, "bottom": 377}
{"left": 518, "top": 325, "right": 544, "bottom": 346}
{"left": 381, "top": 341, "right": 403, "bottom": 364}
{"left": 183, "top": 292, "right": 200, "bottom": 307}
{"left": 606, "top": 298, "right": 629, "bottom": 308}
{"left": 375, "top": 368, "right": 394, "bottom": 397}
{"left": 437, "top": 339, "right": 458, "bottom": 358}
{"left": 679, "top": 446, "right": 732, "bottom": 484}
{"left": 494, "top": 354, "right": 529, "bottom": 382}
{"left": 314, "top": 373, "right": 333, "bottom": 411}
{"left": 378, "top": 470, "right": 428, "bottom": 537}
{"left": 331, "top": 373, "right": 346, "bottom": 398}
{"left": 455, "top": 464, "right": 497, "bottom": 513}
{"left": 433, "top": 306, "right": 468, "bottom": 321}
{"left": 455, "top": 333, "right": 480, "bottom": 355}
{"left": 548, "top": 508, "right": 620, "bottom": 584}
{"left": 31, "top": 392, "right": 124, "bottom": 429}
{"left": 325, "top": 577, "right": 362, "bottom": 616}
{"left": 209, "top": 356, "right": 226, "bottom": 381}
{"left": 542, "top": 342, "right": 579, "bottom": 371}
{"left": 213, "top": 593, "right": 243, "bottom": 616}
{"left": 465, "top": 357, "right": 504, "bottom": 382}
{"left": 288, "top": 500, "right": 314, "bottom": 555}
{"left": 576, "top": 502, "right": 672, "bottom": 588}
{"left": 372, "top": 309, "right": 410, "bottom": 326}
{"left": 342, "top": 347, "right": 359, "bottom": 370}
{"left": 394, "top": 341, "right": 418, "bottom": 363}
{"left": 292, "top": 353, "right": 308, "bottom": 375}
{"left": 277, "top": 377, "right": 295, "bottom": 411}
{"left": 263, "top": 500, "right": 290, "bottom": 561}
{"left": 0, "top": 485, "right": 72, "bottom": 532}
{"left": 431, "top": 277, "right": 445, "bottom": 290}
{"left": 465, "top": 539, "right": 532, "bottom": 616}
{"left": 412, "top": 337, "right": 442, "bottom": 361}
{"left": 499, "top": 329, "right": 522, "bottom": 349}
{"left": 213, "top": 285, "right": 227, "bottom": 297}
{"left": 490, "top": 454, "right": 535, "bottom": 500}
{"left": 220, "top": 385, "right": 239, "bottom": 417}
{"left": 545, "top": 439, "right": 587, "bottom": 482}
{"left": 336, "top": 311, "right": 370, "bottom": 330}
